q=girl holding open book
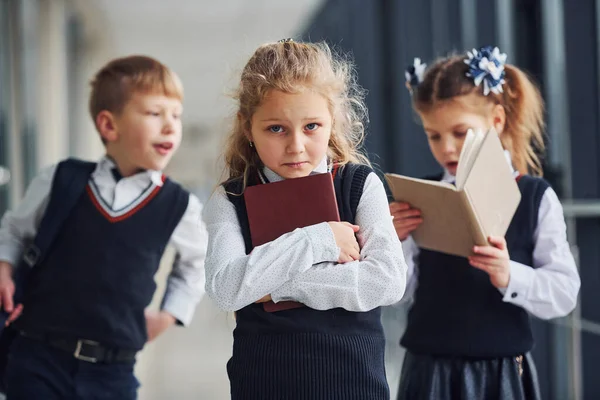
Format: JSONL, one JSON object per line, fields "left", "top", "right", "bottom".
{"left": 203, "top": 39, "right": 407, "bottom": 399}
{"left": 391, "top": 46, "right": 580, "bottom": 400}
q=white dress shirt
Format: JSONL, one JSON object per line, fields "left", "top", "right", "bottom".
{"left": 203, "top": 158, "right": 408, "bottom": 312}
{"left": 400, "top": 153, "right": 581, "bottom": 320}
{"left": 0, "top": 156, "right": 207, "bottom": 326}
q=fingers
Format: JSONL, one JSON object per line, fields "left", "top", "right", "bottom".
{"left": 1, "top": 287, "right": 14, "bottom": 313}
{"left": 6, "top": 304, "right": 23, "bottom": 326}
{"left": 472, "top": 245, "right": 504, "bottom": 258}
{"left": 351, "top": 236, "right": 360, "bottom": 253}
{"left": 391, "top": 209, "right": 422, "bottom": 219}
{"left": 469, "top": 259, "right": 491, "bottom": 273}
{"left": 393, "top": 214, "right": 423, "bottom": 241}
{"left": 338, "top": 252, "right": 354, "bottom": 263}
{"left": 391, "top": 208, "right": 422, "bottom": 238}
{"left": 469, "top": 255, "right": 493, "bottom": 266}
{"left": 348, "top": 247, "right": 361, "bottom": 261}
{"left": 389, "top": 202, "right": 411, "bottom": 212}
{"left": 339, "top": 245, "right": 361, "bottom": 263}
{"left": 487, "top": 236, "right": 507, "bottom": 250}
{"left": 468, "top": 255, "right": 506, "bottom": 272}
{"left": 393, "top": 218, "right": 423, "bottom": 230}
{"left": 341, "top": 222, "right": 360, "bottom": 232}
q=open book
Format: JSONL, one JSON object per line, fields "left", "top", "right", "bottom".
{"left": 385, "top": 128, "right": 521, "bottom": 257}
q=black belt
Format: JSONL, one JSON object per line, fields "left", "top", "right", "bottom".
{"left": 19, "top": 330, "right": 137, "bottom": 364}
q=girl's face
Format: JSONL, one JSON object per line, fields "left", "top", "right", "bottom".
{"left": 419, "top": 94, "right": 505, "bottom": 176}
{"left": 249, "top": 89, "right": 332, "bottom": 179}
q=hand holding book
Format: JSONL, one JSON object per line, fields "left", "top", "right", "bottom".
{"left": 328, "top": 222, "right": 361, "bottom": 262}
{"left": 469, "top": 235, "right": 511, "bottom": 288}
{"left": 389, "top": 202, "right": 422, "bottom": 241}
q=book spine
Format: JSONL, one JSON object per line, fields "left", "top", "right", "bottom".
{"left": 458, "top": 190, "right": 488, "bottom": 246}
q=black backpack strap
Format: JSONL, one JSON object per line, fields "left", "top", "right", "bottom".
{"left": 10, "top": 158, "right": 96, "bottom": 308}
{"left": 333, "top": 163, "right": 372, "bottom": 224}
{"left": 21, "top": 158, "right": 97, "bottom": 268}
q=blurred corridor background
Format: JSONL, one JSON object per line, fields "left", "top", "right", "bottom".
{"left": 2, "top": 0, "right": 600, "bottom": 398}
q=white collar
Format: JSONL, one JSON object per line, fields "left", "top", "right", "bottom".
{"left": 97, "top": 156, "right": 164, "bottom": 186}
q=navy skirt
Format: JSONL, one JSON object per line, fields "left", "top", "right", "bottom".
{"left": 227, "top": 333, "right": 389, "bottom": 400}
{"left": 397, "top": 351, "right": 541, "bottom": 400}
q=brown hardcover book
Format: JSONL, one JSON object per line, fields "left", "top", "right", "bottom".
{"left": 244, "top": 172, "right": 340, "bottom": 312}
{"left": 385, "top": 128, "right": 521, "bottom": 258}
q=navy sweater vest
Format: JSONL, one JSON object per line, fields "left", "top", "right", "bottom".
{"left": 16, "top": 178, "right": 189, "bottom": 351}
{"left": 224, "top": 164, "right": 390, "bottom": 400}
{"left": 401, "top": 174, "right": 550, "bottom": 358}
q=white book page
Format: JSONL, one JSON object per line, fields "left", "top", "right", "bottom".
{"left": 456, "top": 129, "right": 485, "bottom": 189}
{"left": 456, "top": 129, "right": 474, "bottom": 186}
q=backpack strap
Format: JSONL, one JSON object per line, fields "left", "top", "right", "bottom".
{"left": 10, "top": 158, "right": 96, "bottom": 307}
{"left": 21, "top": 158, "right": 97, "bottom": 268}
{"left": 2, "top": 158, "right": 95, "bottom": 325}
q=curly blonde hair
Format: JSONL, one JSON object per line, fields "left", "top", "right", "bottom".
{"left": 223, "top": 40, "right": 370, "bottom": 187}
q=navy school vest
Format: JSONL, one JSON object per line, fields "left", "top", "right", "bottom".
{"left": 401, "top": 174, "right": 550, "bottom": 358}
{"left": 14, "top": 161, "right": 190, "bottom": 351}
{"left": 223, "top": 163, "right": 390, "bottom": 400}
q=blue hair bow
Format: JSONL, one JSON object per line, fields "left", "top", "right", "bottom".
{"left": 405, "top": 58, "right": 427, "bottom": 93}
{"left": 464, "top": 46, "right": 507, "bottom": 95}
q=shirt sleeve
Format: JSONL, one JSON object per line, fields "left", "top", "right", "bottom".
{"left": 160, "top": 194, "right": 208, "bottom": 326}
{"left": 0, "top": 165, "right": 56, "bottom": 266}
{"left": 270, "top": 173, "right": 408, "bottom": 312}
{"left": 501, "top": 187, "right": 581, "bottom": 319}
{"left": 394, "top": 235, "right": 420, "bottom": 305}
{"left": 203, "top": 186, "right": 341, "bottom": 312}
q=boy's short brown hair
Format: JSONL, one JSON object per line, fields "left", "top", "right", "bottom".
{"left": 89, "top": 55, "right": 183, "bottom": 131}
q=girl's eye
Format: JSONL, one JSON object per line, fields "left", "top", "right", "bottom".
{"left": 305, "top": 123, "right": 319, "bottom": 131}
{"left": 148, "top": 111, "right": 160, "bottom": 116}
{"left": 268, "top": 125, "right": 284, "bottom": 133}
{"left": 454, "top": 131, "right": 467, "bottom": 138}
{"left": 428, "top": 134, "right": 440, "bottom": 142}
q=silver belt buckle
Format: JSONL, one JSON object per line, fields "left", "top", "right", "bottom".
{"left": 74, "top": 339, "right": 99, "bottom": 363}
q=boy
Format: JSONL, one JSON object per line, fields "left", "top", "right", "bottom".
{"left": 0, "top": 55, "right": 207, "bottom": 399}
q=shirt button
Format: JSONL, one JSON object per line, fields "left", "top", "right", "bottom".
{"left": 511, "top": 292, "right": 518, "bottom": 299}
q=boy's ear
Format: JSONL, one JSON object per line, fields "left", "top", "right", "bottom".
{"left": 491, "top": 104, "right": 506, "bottom": 135}
{"left": 96, "top": 111, "right": 119, "bottom": 142}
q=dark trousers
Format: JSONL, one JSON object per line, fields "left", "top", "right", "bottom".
{"left": 5, "top": 336, "right": 139, "bottom": 400}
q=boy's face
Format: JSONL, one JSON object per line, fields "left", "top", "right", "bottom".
{"left": 105, "top": 92, "right": 183, "bottom": 175}
{"left": 249, "top": 89, "right": 332, "bottom": 179}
